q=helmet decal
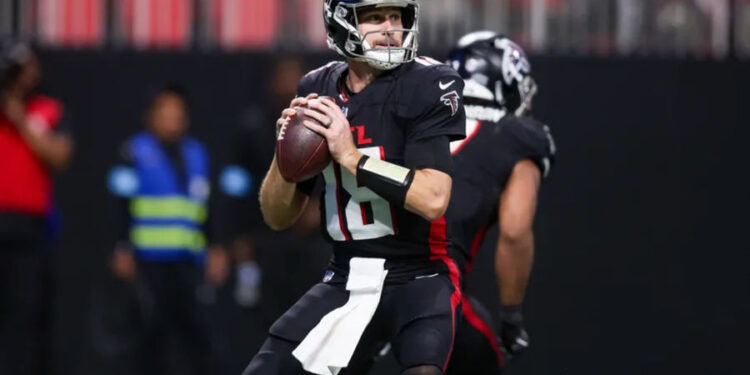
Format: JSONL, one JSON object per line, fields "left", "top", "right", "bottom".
{"left": 449, "top": 32, "right": 537, "bottom": 116}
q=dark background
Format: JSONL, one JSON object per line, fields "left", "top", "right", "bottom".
{"left": 37, "top": 50, "right": 749, "bottom": 374}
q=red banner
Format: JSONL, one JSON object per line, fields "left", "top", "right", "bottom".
{"left": 211, "top": 0, "right": 279, "bottom": 49}
{"left": 37, "top": 0, "right": 104, "bottom": 47}
{"left": 121, "top": 0, "right": 192, "bottom": 49}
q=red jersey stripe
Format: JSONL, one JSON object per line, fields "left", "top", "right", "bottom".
{"left": 451, "top": 120, "right": 482, "bottom": 155}
{"left": 333, "top": 163, "right": 352, "bottom": 241}
{"left": 464, "top": 221, "right": 490, "bottom": 274}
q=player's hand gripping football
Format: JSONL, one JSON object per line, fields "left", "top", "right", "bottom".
{"left": 498, "top": 306, "right": 530, "bottom": 358}
{"left": 302, "top": 97, "right": 361, "bottom": 170}
{"left": 276, "top": 93, "right": 319, "bottom": 139}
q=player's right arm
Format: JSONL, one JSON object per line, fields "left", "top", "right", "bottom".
{"left": 494, "top": 117, "right": 555, "bottom": 356}
{"left": 259, "top": 94, "right": 318, "bottom": 231}
{"left": 259, "top": 157, "right": 310, "bottom": 231}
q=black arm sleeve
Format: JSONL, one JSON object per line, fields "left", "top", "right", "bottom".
{"left": 404, "top": 135, "right": 453, "bottom": 174}
{"left": 496, "top": 116, "right": 556, "bottom": 184}
{"left": 403, "top": 65, "right": 467, "bottom": 143}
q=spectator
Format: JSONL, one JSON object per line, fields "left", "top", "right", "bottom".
{"left": 0, "top": 39, "right": 74, "bottom": 375}
{"left": 106, "top": 85, "right": 228, "bottom": 375}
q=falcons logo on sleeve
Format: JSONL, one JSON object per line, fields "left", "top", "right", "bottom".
{"left": 441, "top": 90, "right": 460, "bottom": 116}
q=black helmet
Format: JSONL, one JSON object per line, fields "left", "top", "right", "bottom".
{"left": 449, "top": 31, "right": 537, "bottom": 116}
{"left": 323, "top": 0, "right": 419, "bottom": 70}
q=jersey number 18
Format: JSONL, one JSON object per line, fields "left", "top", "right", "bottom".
{"left": 322, "top": 146, "right": 396, "bottom": 241}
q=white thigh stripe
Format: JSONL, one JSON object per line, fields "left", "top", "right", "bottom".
{"left": 293, "top": 257, "right": 389, "bottom": 375}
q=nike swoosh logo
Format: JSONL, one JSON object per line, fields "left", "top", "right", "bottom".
{"left": 439, "top": 80, "right": 455, "bottom": 90}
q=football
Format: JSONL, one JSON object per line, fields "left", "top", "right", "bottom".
{"left": 276, "top": 102, "right": 332, "bottom": 182}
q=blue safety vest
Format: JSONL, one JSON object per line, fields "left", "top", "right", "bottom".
{"left": 128, "top": 132, "right": 210, "bottom": 261}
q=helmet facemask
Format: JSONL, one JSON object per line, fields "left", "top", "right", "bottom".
{"left": 325, "top": 0, "right": 419, "bottom": 70}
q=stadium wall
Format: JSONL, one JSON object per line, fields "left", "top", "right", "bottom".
{"left": 35, "top": 50, "right": 748, "bottom": 375}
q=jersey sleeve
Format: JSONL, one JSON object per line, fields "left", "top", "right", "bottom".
{"left": 404, "top": 65, "right": 467, "bottom": 143}
{"left": 496, "top": 116, "right": 556, "bottom": 181}
{"left": 404, "top": 135, "right": 453, "bottom": 173}
{"left": 296, "top": 71, "right": 317, "bottom": 98}
{"left": 296, "top": 61, "right": 342, "bottom": 98}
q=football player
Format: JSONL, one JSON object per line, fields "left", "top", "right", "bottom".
{"left": 444, "top": 32, "right": 556, "bottom": 374}
{"left": 243, "top": 1, "right": 466, "bottom": 375}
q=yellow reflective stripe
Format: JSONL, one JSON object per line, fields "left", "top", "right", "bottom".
{"left": 130, "top": 197, "right": 207, "bottom": 222}
{"left": 130, "top": 226, "right": 206, "bottom": 252}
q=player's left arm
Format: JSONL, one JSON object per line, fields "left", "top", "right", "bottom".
{"left": 403, "top": 167, "right": 451, "bottom": 221}
{"left": 305, "top": 99, "right": 455, "bottom": 222}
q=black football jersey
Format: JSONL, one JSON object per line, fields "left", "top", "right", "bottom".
{"left": 447, "top": 102, "right": 555, "bottom": 274}
{"left": 296, "top": 58, "right": 466, "bottom": 280}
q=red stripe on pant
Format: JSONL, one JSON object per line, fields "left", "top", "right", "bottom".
{"left": 461, "top": 296, "right": 505, "bottom": 368}
{"left": 428, "top": 216, "right": 462, "bottom": 372}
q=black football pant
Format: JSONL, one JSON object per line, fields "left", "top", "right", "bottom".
{"left": 0, "top": 235, "right": 51, "bottom": 375}
{"left": 242, "top": 272, "right": 459, "bottom": 375}
{"left": 446, "top": 295, "right": 505, "bottom": 375}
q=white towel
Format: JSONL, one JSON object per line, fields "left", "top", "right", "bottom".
{"left": 293, "top": 257, "right": 388, "bottom": 375}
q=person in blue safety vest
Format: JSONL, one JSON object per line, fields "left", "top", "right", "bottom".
{"left": 106, "top": 84, "right": 229, "bottom": 375}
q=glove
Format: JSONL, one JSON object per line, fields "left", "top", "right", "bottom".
{"left": 498, "top": 305, "right": 530, "bottom": 357}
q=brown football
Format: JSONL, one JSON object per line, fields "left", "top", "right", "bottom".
{"left": 276, "top": 105, "right": 332, "bottom": 182}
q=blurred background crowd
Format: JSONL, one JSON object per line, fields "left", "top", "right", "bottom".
{"left": 0, "top": 1, "right": 748, "bottom": 375}
{"left": 0, "top": 0, "right": 749, "bottom": 58}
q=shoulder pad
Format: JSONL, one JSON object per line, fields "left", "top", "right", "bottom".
{"left": 502, "top": 116, "right": 556, "bottom": 177}
{"left": 298, "top": 61, "right": 345, "bottom": 97}
{"left": 403, "top": 57, "right": 460, "bottom": 81}
{"left": 303, "top": 61, "right": 346, "bottom": 78}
